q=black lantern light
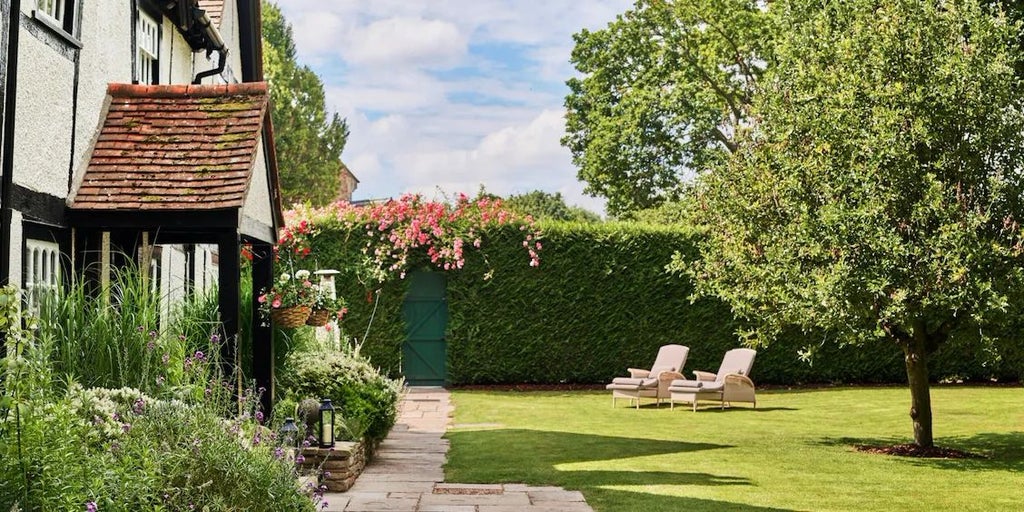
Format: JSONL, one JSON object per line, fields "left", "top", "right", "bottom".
{"left": 280, "top": 417, "right": 300, "bottom": 448}
{"left": 318, "top": 398, "right": 335, "bottom": 448}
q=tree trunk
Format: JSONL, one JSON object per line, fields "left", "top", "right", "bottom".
{"left": 903, "top": 324, "right": 933, "bottom": 448}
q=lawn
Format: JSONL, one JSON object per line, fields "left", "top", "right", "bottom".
{"left": 444, "top": 387, "right": 1024, "bottom": 512}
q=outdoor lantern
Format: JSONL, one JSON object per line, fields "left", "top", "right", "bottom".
{"left": 318, "top": 398, "right": 335, "bottom": 448}
{"left": 280, "top": 417, "right": 299, "bottom": 448}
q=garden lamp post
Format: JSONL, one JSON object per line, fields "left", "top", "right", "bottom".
{"left": 280, "top": 417, "right": 299, "bottom": 448}
{"left": 318, "top": 398, "right": 335, "bottom": 448}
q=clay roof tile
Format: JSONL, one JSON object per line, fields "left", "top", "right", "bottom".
{"left": 70, "top": 82, "right": 271, "bottom": 213}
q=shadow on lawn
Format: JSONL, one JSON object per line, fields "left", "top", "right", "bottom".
{"left": 586, "top": 488, "right": 805, "bottom": 512}
{"left": 819, "top": 432, "right": 1024, "bottom": 472}
{"left": 678, "top": 406, "right": 798, "bottom": 413}
{"left": 446, "top": 429, "right": 806, "bottom": 510}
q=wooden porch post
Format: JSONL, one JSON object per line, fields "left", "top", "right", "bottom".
{"left": 251, "top": 242, "right": 274, "bottom": 416}
{"left": 217, "top": 231, "right": 241, "bottom": 387}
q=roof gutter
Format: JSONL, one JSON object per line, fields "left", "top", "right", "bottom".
{"left": 191, "top": 7, "right": 228, "bottom": 84}
{"left": 1, "top": 0, "right": 23, "bottom": 287}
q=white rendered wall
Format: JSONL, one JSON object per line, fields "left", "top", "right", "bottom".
{"left": 8, "top": 211, "right": 23, "bottom": 289}
{"left": 216, "top": 0, "right": 242, "bottom": 84}
{"left": 158, "top": 244, "right": 188, "bottom": 327}
{"left": 12, "top": 32, "right": 75, "bottom": 197}
{"left": 72, "top": 0, "right": 133, "bottom": 177}
{"left": 242, "top": 136, "right": 274, "bottom": 231}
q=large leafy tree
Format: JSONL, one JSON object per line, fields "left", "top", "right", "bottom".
{"left": 563, "top": 0, "right": 770, "bottom": 215}
{"left": 680, "top": 0, "right": 1024, "bottom": 448}
{"left": 263, "top": 1, "right": 349, "bottom": 207}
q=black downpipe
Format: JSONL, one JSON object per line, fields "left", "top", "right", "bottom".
{"left": 193, "top": 48, "right": 227, "bottom": 85}
{"left": 1, "top": 0, "right": 23, "bottom": 288}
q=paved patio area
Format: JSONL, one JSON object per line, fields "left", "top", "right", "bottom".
{"left": 322, "top": 387, "right": 594, "bottom": 512}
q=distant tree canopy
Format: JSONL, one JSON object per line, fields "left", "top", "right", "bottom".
{"left": 262, "top": 1, "right": 349, "bottom": 208}
{"left": 563, "top": 0, "right": 770, "bottom": 215}
{"left": 566, "top": 0, "right": 1024, "bottom": 217}
{"left": 504, "top": 191, "right": 601, "bottom": 223}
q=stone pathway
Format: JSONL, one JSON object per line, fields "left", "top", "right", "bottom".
{"left": 322, "top": 387, "right": 594, "bottom": 512}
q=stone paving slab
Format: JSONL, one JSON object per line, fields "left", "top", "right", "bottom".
{"left": 323, "top": 387, "right": 594, "bottom": 512}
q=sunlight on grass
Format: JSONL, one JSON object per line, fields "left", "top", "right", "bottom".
{"left": 445, "top": 387, "right": 1024, "bottom": 512}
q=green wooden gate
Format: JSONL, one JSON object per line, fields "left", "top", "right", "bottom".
{"left": 402, "top": 270, "right": 447, "bottom": 386}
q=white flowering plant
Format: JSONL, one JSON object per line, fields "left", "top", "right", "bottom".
{"left": 256, "top": 270, "right": 315, "bottom": 317}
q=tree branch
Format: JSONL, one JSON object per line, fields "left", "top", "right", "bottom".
{"left": 696, "top": 15, "right": 759, "bottom": 95}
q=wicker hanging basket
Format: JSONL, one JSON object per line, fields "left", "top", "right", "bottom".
{"left": 305, "top": 309, "right": 331, "bottom": 327}
{"left": 271, "top": 306, "right": 312, "bottom": 328}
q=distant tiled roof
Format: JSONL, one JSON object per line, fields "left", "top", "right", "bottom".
{"left": 70, "top": 82, "right": 270, "bottom": 212}
{"left": 197, "top": 0, "right": 224, "bottom": 27}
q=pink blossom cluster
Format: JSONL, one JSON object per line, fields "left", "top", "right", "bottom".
{"left": 285, "top": 193, "right": 542, "bottom": 281}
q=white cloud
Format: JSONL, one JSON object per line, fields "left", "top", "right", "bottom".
{"left": 273, "top": 0, "right": 634, "bottom": 217}
{"left": 345, "top": 17, "right": 467, "bottom": 68}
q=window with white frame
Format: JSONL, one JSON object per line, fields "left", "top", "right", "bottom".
{"left": 137, "top": 11, "right": 161, "bottom": 85}
{"left": 25, "top": 239, "right": 60, "bottom": 312}
{"left": 35, "top": 0, "right": 75, "bottom": 34}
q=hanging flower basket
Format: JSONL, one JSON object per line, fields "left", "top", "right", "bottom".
{"left": 271, "top": 306, "right": 312, "bottom": 329}
{"left": 306, "top": 309, "right": 331, "bottom": 327}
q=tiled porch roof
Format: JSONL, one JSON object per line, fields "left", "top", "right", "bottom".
{"left": 70, "top": 82, "right": 270, "bottom": 212}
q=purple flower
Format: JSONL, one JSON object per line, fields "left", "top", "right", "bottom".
{"left": 132, "top": 398, "right": 146, "bottom": 414}
{"left": 85, "top": 501, "right": 97, "bottom": 512}
{"left": 136, "top": 326, "right": 145, "bottom": 333}
{"left": 193, "top": 350, "right": 206, "bottom": 362}
{"left": 121, "top": 423, "right": 131, "bottom": 433}
{"left": 210, "top": 334, "right": 221, "bottom": 344}
{"left": 295, "top": 454, "right": 305, "bottom": 464}
{"left": 161, "top": 353, "right": 170, "bottom": 365}
{"left": 255, "top": 411, "right": 264, "bottom": 424}
{"left": 301, "top": 439, "right": 311, "bottom": 448}
{"left": 323, "top": 471, "right": 331, "bottom": 478}
{"left": 148, "top": 330, "right": 157, "bottom": 339}
{"left": 178, "top": 334, "right": 186, "bottom": 341}
{"left": 274, "top": 446, "right": 284, "bottom": 459}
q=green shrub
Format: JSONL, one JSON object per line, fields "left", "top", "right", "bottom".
{"left": 305, "top": 220, "right": 1024, "bottom": 385}
{"left": 0, "top": 391, "right": 317, "bottom": 511}
{"left": 1, "top": 285, "right": 320, "bottom": 511}
{"left": 279, "top": 347, "right": 403, "bottom": 444}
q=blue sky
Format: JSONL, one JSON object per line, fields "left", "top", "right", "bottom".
{"left": 272, "top": 0, "right": 633, "bottom": 215}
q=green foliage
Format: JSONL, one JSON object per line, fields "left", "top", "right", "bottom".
{"left": 307, "top": 221, "right": 1024, "bottom": 385}
{"left": 279, "top": 347, "right": 403, "bottom": 444}
{"left": 504, "top": 190, "right": 602, "bottom": 223}
{"left": 263, "top": 1, "right": 349, "bottom": 208}
{"left": 679, "top": 0, "right": 1024, "bottom": 447}
{"left": 563, "top": 0, "right": 770, "bottom": 214}
{"left": 1, "top": 285, "right": 318, "bottom": 511}
{"left": 0, "top": 393, "right": 316, "bottom": 511}
{"left": 33, "top": 263, "right": 221, "bottom": 395}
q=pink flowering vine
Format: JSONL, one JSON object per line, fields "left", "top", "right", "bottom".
{"left": 284, "top": 193, "right": 542, "bottom": 282}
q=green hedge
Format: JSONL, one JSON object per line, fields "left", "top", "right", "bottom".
{"left": 308, "top": 221, "right": 1024, "bottom": 385}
